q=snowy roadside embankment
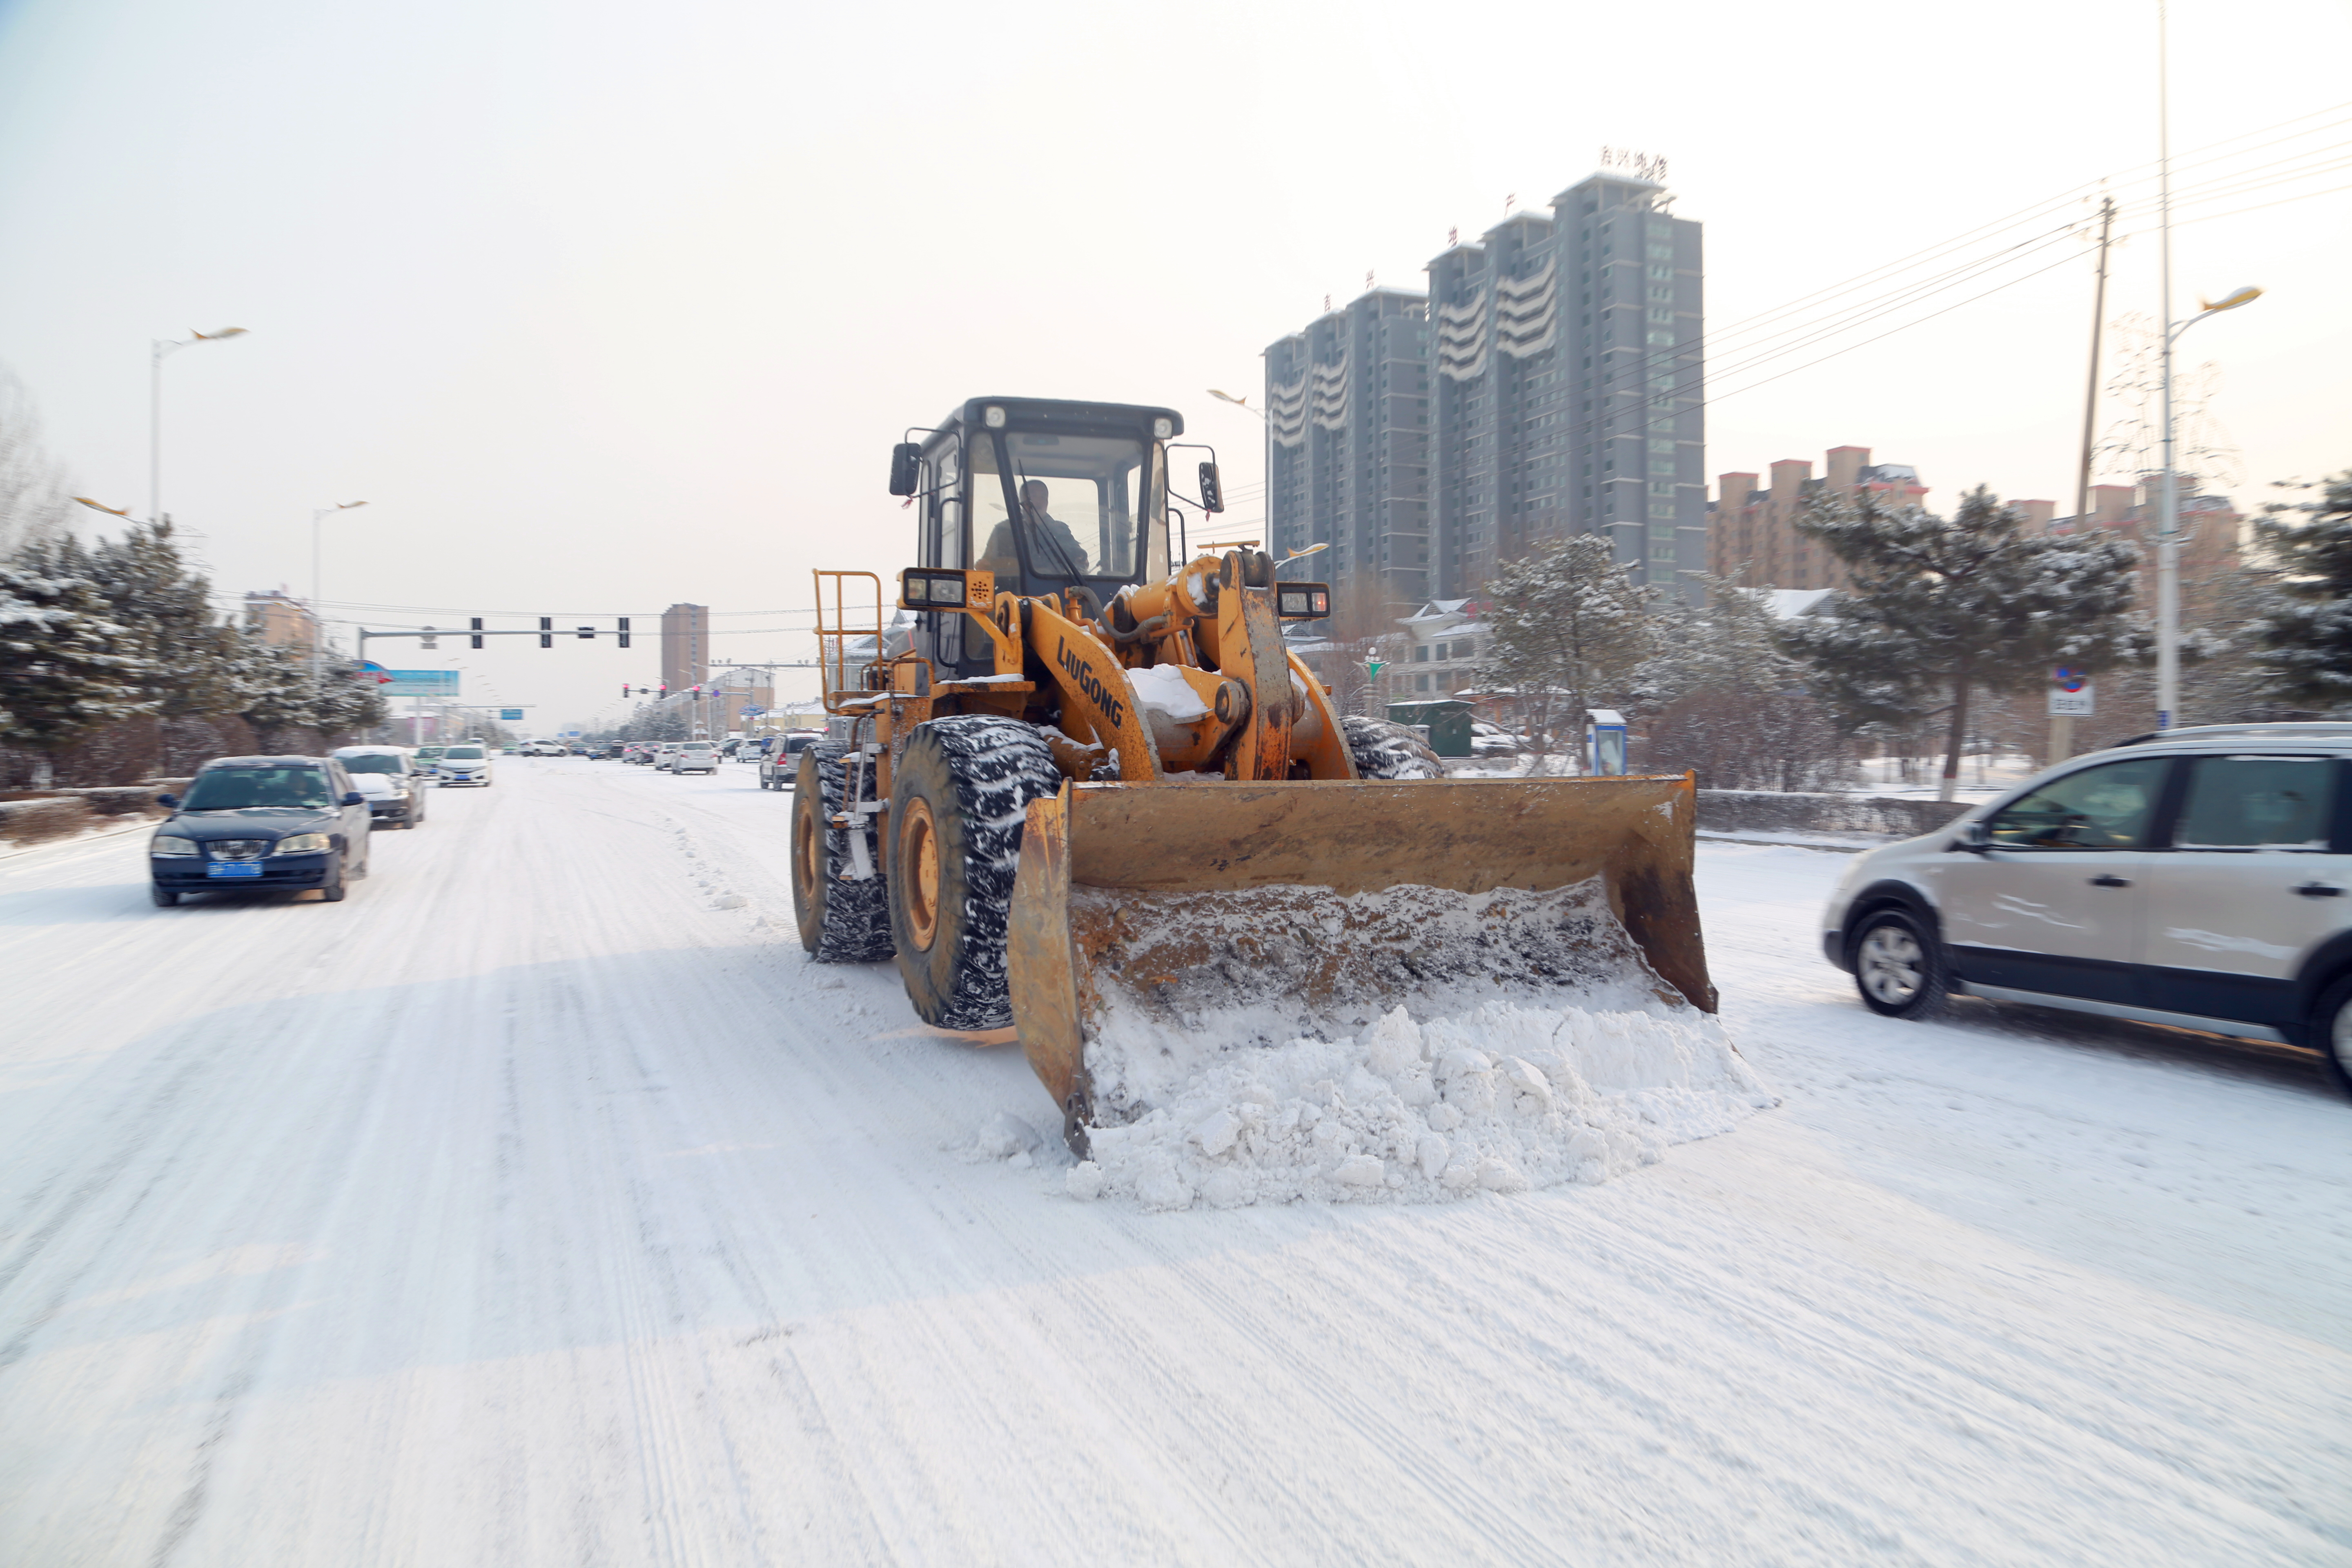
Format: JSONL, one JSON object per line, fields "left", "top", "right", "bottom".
{"left": 1060, "top": 998, "right": 1777, "bottom": 1211}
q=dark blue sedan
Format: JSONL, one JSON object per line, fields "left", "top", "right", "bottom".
{"left": 148, "top": 756, "right": 374, "bottom": 906}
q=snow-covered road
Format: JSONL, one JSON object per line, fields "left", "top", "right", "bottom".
{"left": 3, "top": 758, "right": 2346, "bottom": 1566}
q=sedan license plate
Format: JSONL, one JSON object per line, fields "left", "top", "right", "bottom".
{"left": 206, "top": 861, "right": 264, "bottom": 879}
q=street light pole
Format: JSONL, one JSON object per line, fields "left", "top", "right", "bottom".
{"left": 2156, "top": 0, "right": 2179, "bottom": 730}
{"left": 311, "top": 501, "right": 368, "bottom": 682}
{"left": 2150, "top": 4, "right": 2262, "bottom": 730}
{"left": 150, "top": 327, "right": 247, "bottom": 524}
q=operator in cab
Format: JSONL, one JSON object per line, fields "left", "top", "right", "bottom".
{"left": 978, "top": 479, "right": 1089, "bottom": 581}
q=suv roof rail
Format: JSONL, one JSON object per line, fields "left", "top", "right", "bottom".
{"left": 2115, "top": 722, "right": 2352, "bottom": 746}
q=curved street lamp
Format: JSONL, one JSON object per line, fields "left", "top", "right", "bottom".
{"left": 311, "top": 501, "right": 368, "bottom": 680}
{"left": 151, "top": 327, "right": 247, "bottom": 524}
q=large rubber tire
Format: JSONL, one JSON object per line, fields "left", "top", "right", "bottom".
{"left": 2310, "top": 973, "right": 2352, "bottom": 1102}
{"left": 792, "top": 746, "right": 895, "bottom": 962}
{"left": 1342, "top": 713, "right": 1443, "bottom": 779}
{"left": 886, "top": 716, "right": 1062, "bottom": 1030}
{"left": 1850, "top": 906, "right": 1947, "bottom": 1018}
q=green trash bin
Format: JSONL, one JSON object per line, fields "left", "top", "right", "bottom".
{"left": 1385, "top": 699, "right": 1474, "bottom": 757}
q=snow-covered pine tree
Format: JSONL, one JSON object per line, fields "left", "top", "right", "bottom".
{"left": 1477, "top": 534, "right": 1655, "bottom": 772}
{"left": 2251, "top": 470, "right": 2352, "bottom": 714}
{"left": 0, "top": 556, "right": 157, "bottom": 785}
{"left": 80, "top": 520, "right": 243, "bottom": 719}
{"left": 1786, "top": 486, "right": 2141, "bottom": 802}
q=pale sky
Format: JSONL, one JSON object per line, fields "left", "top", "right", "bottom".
{"left": 2, "top": 0, "right": 2346, "bottom": 732}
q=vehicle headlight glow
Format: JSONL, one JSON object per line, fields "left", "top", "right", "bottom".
{"left": 982, "top": 404, "right": 1006, "bottom": 429}
{"left": 151, "top": 833, "right": 200, "bottom": 857}
{"left": 273, "top": 833, "right": 332, "bottom": 855}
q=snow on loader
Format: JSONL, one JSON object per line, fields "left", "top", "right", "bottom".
{"left": 791, "top": 396, "right": 1715, "bottom": 1153}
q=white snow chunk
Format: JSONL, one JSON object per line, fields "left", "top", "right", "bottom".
{"left": 1075, "top": 996, "right": 1777, "bottom": 1211}
{"left": 1193, "top": 1108, "right": 1244, "bottom": 1157}
{"left": 974, "top": 1112, "right": 1041, "bottom": 1160}
{"left": 1065, "top": 1161, "right": 1105, "bottom": 1200}
{"left": 1127, "top": 662, "right": 1210, "bottom": 722}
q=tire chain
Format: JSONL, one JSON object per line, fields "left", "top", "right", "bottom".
{"left": 808, "top": 744, "right": 895, "bottom": 962}
{"left": 913, "top": 715, "right": 1064, "bottom": 1029}
{"left": 1342, "top": 714, "right": 1444, "bottom": 780}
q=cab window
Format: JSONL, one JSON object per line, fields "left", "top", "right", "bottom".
{"left": 1985, "top": 758, "right": 2169, "bottom": 850}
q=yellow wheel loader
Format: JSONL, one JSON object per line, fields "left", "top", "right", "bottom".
{"left": 793, "top": 396, "right": 1715, "bottom": 1153}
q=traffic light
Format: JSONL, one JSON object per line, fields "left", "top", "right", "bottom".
{"left": 617, "top": 617, "right": 631, "bottom": 648}
{"left": 621, "top": 684, "right": 630, "bottom": 698}
{"left": 469, "top": 617, "right": 483, "bottom": 650}
{"left": 659, "top": 684, "right": 669, "bottom": 698}
{"left": 539, "top": 617, "right": 552, "bottom": 648}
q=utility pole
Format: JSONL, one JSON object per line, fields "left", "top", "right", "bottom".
{"left": 2056, "top": 191, "right": 2116, "bottom": 765}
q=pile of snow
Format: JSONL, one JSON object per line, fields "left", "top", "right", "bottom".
{"left": 1064, "top": 999, "right": 1777, "bottom": 1212}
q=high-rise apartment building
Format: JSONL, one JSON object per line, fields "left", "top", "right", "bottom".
{"left": 1266, "top": 167, "right": 1705, "bottom": 607}
{"left": 660, "top": 603, "right": 709, "bottom": 692}
{"left": 1266, "top": 289, "right": 1432, "bottom": 603}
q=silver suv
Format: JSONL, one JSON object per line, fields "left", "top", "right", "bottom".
{"left": 1822, "top": 723, "right": 2352, "bottom": 1099}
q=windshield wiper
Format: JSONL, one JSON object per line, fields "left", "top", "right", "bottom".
{"left": 1013, "top": 462, "right": 1092, "bottom": 598}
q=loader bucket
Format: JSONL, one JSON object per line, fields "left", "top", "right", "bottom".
{"left": 1006, "top": 775, "right": 1715, "bottom": 1152}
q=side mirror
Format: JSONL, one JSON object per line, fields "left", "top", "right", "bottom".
{"left": 342, "top": 791, "right": 367, "bottom": 807}
{"left": 888, "top": 442, "right": 921, "bottom": 497}
{"left": 156, "top": 793, "right": 178, "bottom": 808}
{"left": 1198, "top": 460, "right": 1225, "bottom": 514}
{"left": 1957, "top": 820, "right": 1991, "bottom": 853}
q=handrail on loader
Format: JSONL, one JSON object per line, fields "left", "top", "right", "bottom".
{"left": 812, "top": 570, "right": 883, "bottom": 715}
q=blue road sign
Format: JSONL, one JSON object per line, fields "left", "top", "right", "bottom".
{"left": 499, "top": 708, "right": 523, "bottom": 721}
{"left": 384, "top": 670, "right": 460, "bottom": 695}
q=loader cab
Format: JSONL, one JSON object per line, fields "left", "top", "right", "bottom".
{"left": 898, "top": 398, "right": 1179, "bottom": 677}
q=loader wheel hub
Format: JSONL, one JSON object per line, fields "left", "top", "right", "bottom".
{"left": 902, "top": 795, "right": 942, "bottom": 950}
{"left": 793, "top": 805, "right": 818, "bottom": 906}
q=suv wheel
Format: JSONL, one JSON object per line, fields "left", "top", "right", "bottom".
{"left": 2312, "top": 975, "right": 2352, "bottom": 1102}
{"left": 1851, "top": 907, "right": 1948, "bottom": 1019}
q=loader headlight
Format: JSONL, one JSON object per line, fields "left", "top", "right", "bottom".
{"left": 1276, "top": 583, "right": 1332, "bottom": 619}
{"left": 1152, "top": 417, "right": 1174, "bottom": 439}
{"left": 982, "top": 405, "right": 1007, "bottom": 429}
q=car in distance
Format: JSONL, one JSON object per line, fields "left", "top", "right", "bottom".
{"left": 519, "top": 739, "right": 566, "bottom": 757}
{"left": 437, "top": 742, "right": 494, "bottom": 786}
{"left": 671, "top": 740, "right": 719, "bottom": 774}
{"left": 331, "top": 745, "right": 428, "bottom": 829}
{"left": 759, "top": 730, "right": 826, "bottom": 791}
{"left": 414, "top": 744, "right": 447, "bottom": 776}
{"left": 1822, "top": 722, "right": 2352, "bottom": 1099}
{"left": 649, "top": 742, "right": 682, "bottom": 771}
{"left": 149, "top": 755, "right": 373, "bottom": 906}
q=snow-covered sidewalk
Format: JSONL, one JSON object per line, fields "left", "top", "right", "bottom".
{"left": 0, "top": 760, "right": 2344, "bottom": 1565}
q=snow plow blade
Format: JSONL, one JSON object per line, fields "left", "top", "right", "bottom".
{"left": 1006, "top": 775, "right": 1715, "bottom": 1153}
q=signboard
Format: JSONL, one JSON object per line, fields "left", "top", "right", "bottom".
{"left": 2049, "top": 667, "right": 2094, "bottom": 717}
{"left": 383, "top": 670, "right": 461, "bottom": 696}
{"left": 357, "top": 660, "right": 393, "bottom": 685}
{"left": 499, "top": 708, "right": 523, "bottom": 722}
{"left": 740, "top": 704, "right": 765, "bottom": 717}
{"left": 2049, "top": 686, "right": 2095, "bottom": 716}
